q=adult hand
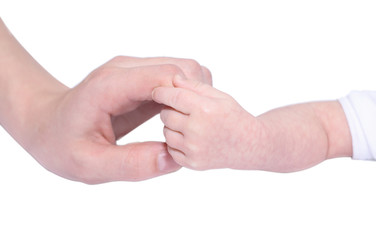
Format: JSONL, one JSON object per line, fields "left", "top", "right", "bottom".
{"left": 0, "top": 19, "right": 214, "bottom": 183}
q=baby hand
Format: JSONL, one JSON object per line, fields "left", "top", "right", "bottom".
{"left": 152, "top": 77, "right": 262, "bottom": 170}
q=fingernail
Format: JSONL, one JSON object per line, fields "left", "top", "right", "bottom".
{"left": 158, "top": 150, "right": 179, "bottom": 172}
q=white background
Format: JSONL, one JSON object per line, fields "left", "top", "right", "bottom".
{"left": 1, "top": 0, "right": 376, "bottom": 239}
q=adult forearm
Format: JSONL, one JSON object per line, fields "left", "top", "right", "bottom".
{"left": 0, "top": 18, "right": 68, "bottom": 146}
{"left": 255, "top": 100, "right": 352, "bottom": 172}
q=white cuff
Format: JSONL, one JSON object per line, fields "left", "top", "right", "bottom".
{"left": 339, "top": 91, "right": 376, "bottom": 160}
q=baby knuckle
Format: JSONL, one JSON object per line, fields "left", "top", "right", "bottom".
{"left": 184, "top": 121, "right": 195, "bottom": 133}
{"left": 160, "top": 111, "right": 167, "bottom": 124}
{"left": 160, "top": 108, "right": 170, "bottom": 120}
{"left": 225, "top": 93, "right": 237, "bottom": 103}
{"left": 198, "top": 101, "right": 216, "bottom": 115}
{"left": 188, "top": 159, "right": 207, "bottom": 171}
{"left": 201, "top": 66, "right": 213, "bottom": 84}
{"left": 191, "top": 80, "right": 205, "bottom": 91}
{"left": 168, "top": 151, "right": 186, "bottom": 168}
{"left": 162, "top": 126, "right": 170, "bottom": 139}
{"left": 184, "top": 140, "right": 200, "bottom": 157}
{"left": 170, "top": 89, "right": 185, "bottom": 106}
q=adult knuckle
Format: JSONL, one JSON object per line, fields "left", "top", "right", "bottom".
{"left": 88, "top": 66, "right": 116, "bottom": 82}
{"left": 72, "top": 161, "right": 98, "bottom": 184}
{"left": 182, "top": 59, "right": 202, "bottom": 77}
{"left": 160, "top": 64, "right": 183, "bottom": 76}
{"left": 81, "top": 67, "right": 121, "bottom": 102}
{"left": 68, "top": 149, "right": 104, "bottom": 185}
{"left": 120, "top": 145, "right": 148, "bottom": 182}
{"left": 79, "top": 176, "right": 100, "bottom": 185}
{"left": 124, "top": 171, "right": 144, "bottom": 182}
{"left": 109, "top": 55, "right": 130, "bottom": 64}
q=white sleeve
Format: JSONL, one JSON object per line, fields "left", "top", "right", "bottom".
{"left": 339, "top": 91, "right": 376, "bottom": 160}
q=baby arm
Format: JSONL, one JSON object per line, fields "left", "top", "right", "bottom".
{"left": 152, "top": 77, "right": 353, "bottom": 172}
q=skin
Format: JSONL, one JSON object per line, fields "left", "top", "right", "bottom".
{"left": 0, "top": 18, "right": 212, "bottom": 183}
{"left": 0, "top": 17, "right": 353, "bottom": 181}
{"left": 152, "top": 77, "right": 353, "bottom": 172}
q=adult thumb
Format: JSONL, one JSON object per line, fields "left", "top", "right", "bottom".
{"left": 95, "top": 142, "right": 181, "bottom": 182}
{"left": 82, "top": 142, "right": 181, "bottom": 184}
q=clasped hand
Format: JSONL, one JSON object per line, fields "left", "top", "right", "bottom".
{"left": 28, "top": 56, "right": 212, "bottom": 184}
